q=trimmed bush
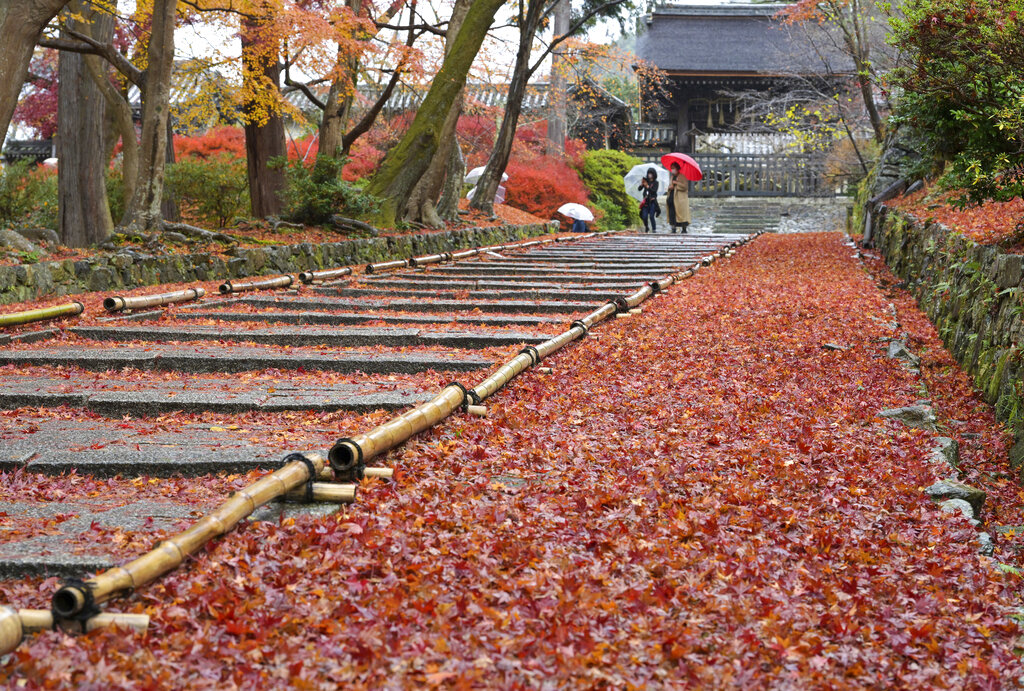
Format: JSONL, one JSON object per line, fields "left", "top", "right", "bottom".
{"left": 277, "top": 156, "right": 381, "bottom": 226}
{"left": 505, "top": 155, "right": 594, "bottom": 230}
{"left": 0, "top": 161, "right": 57, "bottom": 229}
{"left": 164, "top": 154, "right": 250, "bottom": 228}
{"left": 578, "top": 149, "right": 642, "bottom": 230}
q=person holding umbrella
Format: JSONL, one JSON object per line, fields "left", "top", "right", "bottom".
{"left": 638, "top": 167, "right": 661, "bottom": 233}
{"left": 661, "top": 152, "right": 701, "bottom": 234}
{"left": 666, "top": 162, "right": 690, "bottom": 233}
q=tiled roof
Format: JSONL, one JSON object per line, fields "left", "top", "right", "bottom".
{"left": 636, "top": 2, "right": 853, "bottom": 76}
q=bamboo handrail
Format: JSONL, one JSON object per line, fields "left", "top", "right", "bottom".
{"left": 0, "top": 302, "right": 84, "bottom": 328}
{"left": 104, "top": 288, "right": 205, "bottom": 313}
{"left": 51, "top": 452, "right": 327, "bottom": 620}
{"left": 298, "top": 267, "right": 353, "bottom": 284}
{"left": 1, "top": 606, "right": 149, "bottom": 656}
{"left": 219, "top": 275, "right": 294, "bottom": 294}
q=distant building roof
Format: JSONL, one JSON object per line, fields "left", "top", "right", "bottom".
{"left": 636, "top": 2, "right": 853, "bottom": 77}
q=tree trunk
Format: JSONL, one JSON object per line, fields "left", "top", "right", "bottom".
{"left": 470, "top": 0, "right": 545, "bottom": 215}
{"left": 121, "top": 0, "right": 177, "bottom": 232}
{"left": 545, "top": 0, "right": 570, "bottom": 155}
{"left": 161, "top": 116, "right": 180, "bottom": 221}
{"left": 318, "top": 0, "right": 406, "bottom": 165}
{"left": 86, "top": 51, "right": 138, "bottom": 224}
{"left": 364, "top": 0, "right": 502, "bottom": 227}
{"left": 435, "top": 138, "right": 465, "bottom": 221}
{"left": 58, "top": 2, "right": 113, "bottom": 247}
{"left": 242, "top": 14, "right": 286, "bottom": 218}
{"left": 403, "top": 0, "right": 471, "bottom": 226}
{"left": 0, "top": 1, "right": 72, "bottom": 146}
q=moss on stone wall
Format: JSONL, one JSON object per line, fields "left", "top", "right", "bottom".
{"left": 873, "top": 207, "right": 1024, "bottom": 460}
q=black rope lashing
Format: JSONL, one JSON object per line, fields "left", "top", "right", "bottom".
{"left": 446, "top": 381, "right": 471, "bottom": 410}
{"left": 282, "top": 452, "right": 318, "bottom": 502}
{"left": 329, "top": 437, "right": 365, "bottom": 482}
{"left": 649, "top": 281, "right": 661, "bottom": 294}
{"left": 519, "top": 345, "right": 541, "bottom": 366}
{"left": 611, "top": 296, "right": 630, "bottom": 313}
{"left": 52, "top": 577, "right": 101, "bottom": 628}
{"left": 570, "top": 320, "right": 590, "bottom": 336}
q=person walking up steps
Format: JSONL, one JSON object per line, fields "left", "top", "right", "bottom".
{"left": 638, "top": 167, "right": 661, "bottom": 233}
{"left": 667, "top": 162, "right": 690, "bottom": 233}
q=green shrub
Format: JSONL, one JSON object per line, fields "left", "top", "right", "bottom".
{"left": 577, "top": 149, "right": 642, "bottom": 230}
{"left": 106, "top": 165, "right": 126, "bottom": 225}
{"left": 276, "top": 156, "right": 381, "bottom": 226}
{"left": 888, "top": 0, "right": 1024, "bottom": 205}
{"left": 0, "top": 160, "right": 58, "bottom": 229}
{"left": 164, "top": 154, "right": 250, "bottom": 227}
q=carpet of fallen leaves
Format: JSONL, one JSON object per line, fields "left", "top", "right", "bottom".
{"left": 888, "top": 184, "right": 1024, "bottom": 251}
{"left": 0, "top": 203, "right": 550, "bottom": 268}
{"left": 2, "top": 232, "right": 1024, "bottom": 688}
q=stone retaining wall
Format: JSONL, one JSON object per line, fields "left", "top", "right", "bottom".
{"left": 0, "top": 223, "right": 556, "bottom": 305}
{"left": 871, "top": 206, "right": 1024, "bottom": 471}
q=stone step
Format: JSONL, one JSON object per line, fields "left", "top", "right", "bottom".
{"left": 319, "top": 286, "right": 627, "bottom": 302}
{"left": 0, "top": 373, "right": 436, "bottom": 415}
{"left": 235, "top": 296, "right": 594, "bottom": 315}
{"left": 0, "top": 344, "right": 494, "bottom": 374}
{"left": 357, "top": 275, "right": 652, "bottom": 288}
{"left": 67, "top": 324, "right": 547, "bottom": 349}
{"left": 424, "top": 264, "right": 684, "bottom": 276}
{"left": 163, "top": 309, "right": 564, "bottom": 328}
{"left": 1, "top": 416, "right": 329, "bottom": 478}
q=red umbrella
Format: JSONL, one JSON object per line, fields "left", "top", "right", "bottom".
{"left": 661, "top": 152, "right": 703, "bottom": 181}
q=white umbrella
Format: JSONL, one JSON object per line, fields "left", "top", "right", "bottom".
{"left": 465, "top": 166, "right": 509, "bottom": 184}
{"left": 466, "top": 185, "right": 506, "bottom": 204}
{"left": 623, "top": 163, "right": 669, "bottom": 201}
{"left": 557, "top": 202, "right": 594, "bottom": 222}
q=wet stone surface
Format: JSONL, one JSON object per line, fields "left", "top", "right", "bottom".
{"left": 0, "top": 232, "right": 750, "bottom": 577}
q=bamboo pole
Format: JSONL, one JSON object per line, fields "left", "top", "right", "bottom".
{"left": 219, "top": 275, "right": 294, "bottom": 294}
{"left": 409, "top": 252, "right": 453, "bottom": 267}
{"left": 0, "top": 302, "right": 84, "bottom": 328}
{"left": 298, "top": 267, "right": 353, "bottom": 284}
{"left": 317, "top": 466, "right": 393, "bottom": 481}
{"left": 283, "top": 482, "right": 357, "bottom": 503}
{"left": 1, "top": 606, "right": 149, "bottom": 656}
{"left": 104, "top": 288, "right": 205, "bottom": 313}
{"left": 51, "top": 453, "right": 327, "bottom": 619}
{"left": 364, "top": 259, "right": 409, "bottom": 274}
{"left": 329, "top": 385, "right": 467, "bottom": 471}
{"left": 449, "top": 248, "right": 479, "bottom": 260}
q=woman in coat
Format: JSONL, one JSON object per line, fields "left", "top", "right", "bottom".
{"left": 638, "top": 167, "right": 661, "bottom": 233}
{"left": 666, "top": 162, "right": 690, "bottom": 233}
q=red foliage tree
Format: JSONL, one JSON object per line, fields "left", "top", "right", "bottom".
{"left": 173, "top": 126, "right": 247, "bottom": 160}
{"left": 12, "top": 49, "right": 59, "bottom": 139}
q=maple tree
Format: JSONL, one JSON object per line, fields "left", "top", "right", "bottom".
{"left": 363, "top": 0, "right": 503, "bottom": 227}
{"left": 778, "top": 0, "right": 892, "bottom": 144}
{"left": 468, "top": 0, "right": 632, "bottom": 217}
{"left": 11, "top": 49, "right": 58, "bottom": 140}
{"left": 0, "top": 0, "right": 72, "bottom": 148}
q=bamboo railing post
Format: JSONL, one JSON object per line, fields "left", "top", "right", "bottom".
{"left": 104, "top": 288, "right": 205, "bottom": 312}
{"left": 0, "top": 302, "right": 84, "bottom": 328}
{"left": 219, "top": 275, "right": 294, "bottom": 294}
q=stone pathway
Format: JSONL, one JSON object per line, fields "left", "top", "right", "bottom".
{"left": 0, "top": 232, "right": 748, "bottom": 576}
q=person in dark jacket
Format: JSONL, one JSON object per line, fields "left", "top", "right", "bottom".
{"left": 638, "top": 167, "right": 661, "bottom": 233}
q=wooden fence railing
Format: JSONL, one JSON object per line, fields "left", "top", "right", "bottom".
{"left": 635, "top": 152, "right": 843, "bottom": 197}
